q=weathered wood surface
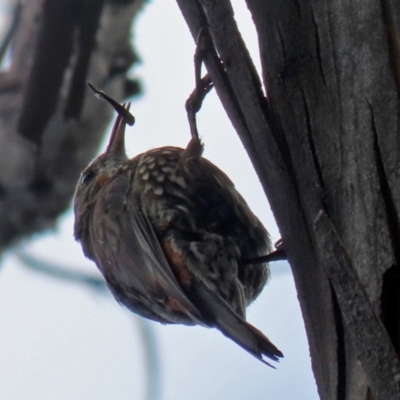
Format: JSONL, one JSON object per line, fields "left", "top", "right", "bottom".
{"left": 176, "top": 1, "right": 400, "bottom": 399}
{"left": 0, "top": 0, "right": 143, "bottom": 252}
{"left": 2, "top": 0, "right": 400, "bottom": 398}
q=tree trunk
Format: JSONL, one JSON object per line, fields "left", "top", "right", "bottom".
{"left": 176, "top": 1, "right": 400, "bottom": 399}
{"left": 0, "top": 0, "right": 143, "bottom": 253}
{"left": 1, "top": 0, "right": 400, "bottom": 398}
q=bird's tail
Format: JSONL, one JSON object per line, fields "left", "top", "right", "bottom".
{"left": 189, "top": 279, "right": 283, "bottom": 367}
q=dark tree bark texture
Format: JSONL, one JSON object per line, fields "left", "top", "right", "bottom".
{"left": 1, "top": 0, "right": 400, "bottom": 399}
{"left": 176, "top": 1, "right": 400, "bottom": 400}
{"left": 0, "top": 0, "right": 144, "bottom": 253}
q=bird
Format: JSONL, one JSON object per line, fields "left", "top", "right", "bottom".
{"left": 73, "top": 83, "right": 283, "bottom": 366}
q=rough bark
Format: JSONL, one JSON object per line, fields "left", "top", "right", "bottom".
{"left": 175, "top": 1, "right": 400, "bottom": 399}
{"left": 0, "top": 0, "right": 144, "bottom": 253}
{"left": 1, "top": 0, "right": 400, "bottom": 398}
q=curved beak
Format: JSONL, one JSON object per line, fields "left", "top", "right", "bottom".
{"left": 105, "top": 102, "right": 132, "bottom": 159}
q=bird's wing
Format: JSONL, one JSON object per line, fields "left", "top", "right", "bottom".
{"left": 92, "top": 172, "right": 205, "bottom": 326}
{"left": 160, "top": 230, "right": 283, "bottom": 366}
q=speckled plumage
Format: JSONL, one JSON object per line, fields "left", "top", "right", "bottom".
{"left": 74, "top": 103, "right": 283, "bottom": 365}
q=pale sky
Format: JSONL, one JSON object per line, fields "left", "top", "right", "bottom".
{"left": 0, "top": 1, "right": 318, "bottom": 399}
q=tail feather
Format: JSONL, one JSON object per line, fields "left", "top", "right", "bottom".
{"left": 189, "top": 279, "right": 283, "bottom": 366}
{"left": 217, "top": 316, "right": 283, "bottom": 367}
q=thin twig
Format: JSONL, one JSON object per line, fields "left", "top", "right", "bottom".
{"left": 16, "top": 247, "right": 162, "bottom": 400}
{"left": 134, "top": 318, "right": 162, "bottom": 400}
{"left": 15, "top": 249, "right": 107, "bottom": 294}
{"left": 87, "top": 82, "right": 135, "bottom": 125}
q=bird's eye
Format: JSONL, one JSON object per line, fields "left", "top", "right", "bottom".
{"left": 80, "top": 170, "right": 96, "bottom": 185}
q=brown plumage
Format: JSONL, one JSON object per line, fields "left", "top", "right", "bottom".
{"left": 74, "top": 98, "right": 283, "bottom": 366}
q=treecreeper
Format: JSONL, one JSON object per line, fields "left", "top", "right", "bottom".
{"left": 73, "top": 80, "right": 283, "bottom": 367}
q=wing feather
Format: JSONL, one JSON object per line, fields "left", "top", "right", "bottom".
{"left": 92, "top": 172, "right": 205, "bottom": 325}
